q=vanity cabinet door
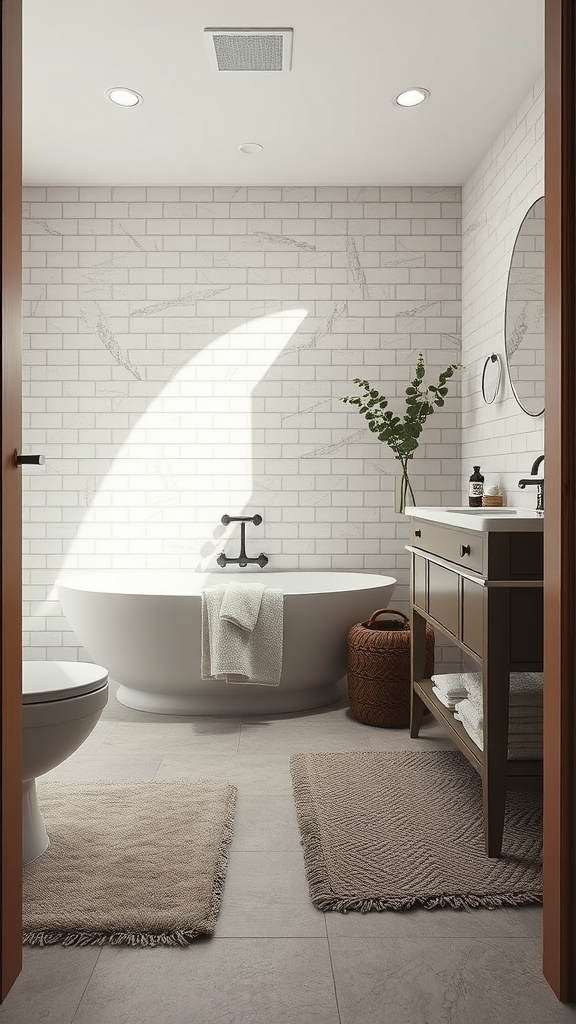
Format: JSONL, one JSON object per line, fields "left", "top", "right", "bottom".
{"left": 428, "top": 562, "right": 459, "bottom": 637}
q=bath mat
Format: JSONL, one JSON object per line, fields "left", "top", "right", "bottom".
{"left": 290, "top": 750, "right": 542, "bottom": 912}
{"left": 23, "top": 779, "right": 236, "bottom": 947}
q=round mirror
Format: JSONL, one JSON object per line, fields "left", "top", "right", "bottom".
{"left": 504, "top": 197, "right": 545, "bottom": 417}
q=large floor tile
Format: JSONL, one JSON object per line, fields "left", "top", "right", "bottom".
{"left": 0, "top": 946, "right": 101, "bottom": 1024}
{"left": 238, "top": 707, "right": 374, "bottom": 754}
{"left": 99, "top": 719, "right": 242, "bottom": 757}
{"left": 365, "top": 716, "right": 457, "bottom": 752}
{"left": 231, "top": 794, "right": 302, "bottom": 852}
{"left": 153, "top": 752, "right": 294, "bottom": 795}
{"left": 72, "top": 939, "right": 339, "bottom": 1024}
{"left": 215, "top": 852, "right": 326, "bottom": 937}
{"left": 43, "top": 749, "right": 163, "bottom": 782}
{"left": 329, "top": 936, "right": 576, "bottom": 1024}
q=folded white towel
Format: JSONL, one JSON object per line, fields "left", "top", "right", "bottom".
{"left": 432, "top": 685, "right": 461, "bottom": 710}
{"left": 464, "top": 671, "right": 543, "bottom": 710}
{"left": 219, "top": 580, "right": 265, "bottom": 633}
{"left": 430, "top": 673, "right": 469, "bottom": 702}
{"left": 201, "top": 584, "right": 283, "bottom": 687}
{"left": 455, "top": 699, "right": 542, "bottom": 760}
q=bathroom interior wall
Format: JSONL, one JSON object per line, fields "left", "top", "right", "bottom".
{"left": 461, "top": 77, "right": 544, "bottom": 500}
{"left": 22, "top": 185, "right": 461, "bottom": 660}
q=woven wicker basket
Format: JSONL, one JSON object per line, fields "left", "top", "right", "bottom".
{"left": 347, "top": 609, "right": 435, "bottom": 728}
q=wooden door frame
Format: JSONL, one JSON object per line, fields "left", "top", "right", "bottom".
{"left": 543, "top": 0, "right": 576, "bottom": 1003}
{"left": 0, "top": 0, "right": 22, "bottom": 1001}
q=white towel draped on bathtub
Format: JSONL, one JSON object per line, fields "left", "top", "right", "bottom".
{"left": 201, "top": 584, "right": 283, "bottom": 686}
{"left": 219, "top": 580, "right": 265, "bottom": 632}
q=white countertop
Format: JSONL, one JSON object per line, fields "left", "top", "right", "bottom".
{"left": 405, "top": 506, "right": 544, "bottom": 533}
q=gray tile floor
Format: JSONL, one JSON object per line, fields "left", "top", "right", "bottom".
{"left": 3, "top": 682, "right": 575, "bottom": 1024}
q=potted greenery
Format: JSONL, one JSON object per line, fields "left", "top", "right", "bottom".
{"left": 341, "top": 354, "right": 459, "bottom": 514}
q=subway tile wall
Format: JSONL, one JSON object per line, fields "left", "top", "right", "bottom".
{"left": 461, "top": 78, "right": 544, "bottom": 499}
{"left": 22, "top": 185, "right": 461, "bottom": 660}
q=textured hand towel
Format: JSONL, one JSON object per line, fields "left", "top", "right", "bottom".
{"left": 453, "top": 698, "right": 542, "bottom": 743}
{"left": 430, "top": 673, "right": 469, "bottom": 703}
{"left": 219, "top": 581, "right": 265, "bottom": 633}
{"left": 201, "top": 585, "right": 283, "bottom": 687}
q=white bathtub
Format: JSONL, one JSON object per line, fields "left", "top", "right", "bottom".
{"left": 55, "top": 571, "right": 396, "bottom": 716}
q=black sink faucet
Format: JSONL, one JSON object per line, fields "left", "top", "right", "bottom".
{"left": 217, "top": 515, "right": 269, "bottom": 568}
{"left": 518, "top": 455, "right": 544, "bottom": 513}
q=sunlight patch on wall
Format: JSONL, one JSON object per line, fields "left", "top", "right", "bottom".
{"left": 52, "top": 309, "right": 307, "bottom": 588}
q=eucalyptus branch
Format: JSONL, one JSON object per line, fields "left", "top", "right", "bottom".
{"left": 340, "top": 353, "right": 459, "bottom": 509}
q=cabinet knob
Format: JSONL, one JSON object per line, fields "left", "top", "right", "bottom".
{"left": 414, "top": 529, "right": 421, "bottom": 537}
{"left": 460, "top": 544, "right": 471, "bottom": 557}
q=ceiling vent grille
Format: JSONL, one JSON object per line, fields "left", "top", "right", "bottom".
{"left": 204, "top": 28, "right": 293, "bottom": 72}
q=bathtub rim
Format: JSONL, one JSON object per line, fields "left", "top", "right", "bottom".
{"left": 55, "top": 569, "right": 398, "bottom": 599}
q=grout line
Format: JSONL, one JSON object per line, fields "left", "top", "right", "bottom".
{"left": 69, "top": 947, "right": 104, "bottom": 1024}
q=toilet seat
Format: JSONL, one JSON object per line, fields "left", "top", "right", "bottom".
{"left": 23, "top": 661, "right": 108, "bottom": 704}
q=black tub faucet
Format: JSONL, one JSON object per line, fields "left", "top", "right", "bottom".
{"left": 217, "top": 515, "right": 269, "bottom": 568}
{"left": 518, "top": 455, "right": 544, "bottom": 513}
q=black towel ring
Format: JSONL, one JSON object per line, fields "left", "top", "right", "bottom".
{"left": 481, "top": 353, "right": 502, "bottom": 405}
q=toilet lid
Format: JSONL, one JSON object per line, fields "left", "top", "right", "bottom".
{"left": 22, "top": 661, "right": 109, "bottom": 704}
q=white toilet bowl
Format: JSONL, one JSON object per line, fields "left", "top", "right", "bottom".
{"left": 22, "top": 661, "right": 109, "bottom": 865}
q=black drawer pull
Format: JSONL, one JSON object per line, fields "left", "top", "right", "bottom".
{"left": 460, "top": 544, "right": 471, "bottom": 557}
{"left": 414, "top": 529, "right": 421, "bottom": 538}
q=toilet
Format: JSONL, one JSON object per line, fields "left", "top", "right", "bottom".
{"left": 22, "top": 661, "right": 109, "bottom": 865}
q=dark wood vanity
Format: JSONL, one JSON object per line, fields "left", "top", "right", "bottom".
{"left": 407, "top": 509, "right": 543, "bottom": 857}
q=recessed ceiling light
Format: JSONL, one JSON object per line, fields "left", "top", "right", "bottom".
{"left": 393, "top": 88, "right": 429, "bottom": 108}
{"left": 238, "top": 142, "right": 263, "bottom": 155}
{"left": 105, "top": 87, "right": 143, "bottom": 108}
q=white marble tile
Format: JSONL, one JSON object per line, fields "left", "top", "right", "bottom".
{"left": 73, "top": 939, "right": 339, "bottom": 1024}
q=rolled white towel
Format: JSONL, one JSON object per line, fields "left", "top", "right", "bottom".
{"left": 219, "top": 580, "right": 265, "bottom": 632}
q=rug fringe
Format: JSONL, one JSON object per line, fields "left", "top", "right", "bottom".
{"left": 23, "top": 929, "right": 209, "bottom": 948}
{"left": 310, "top": 892, "right": 543, "bottom": 913}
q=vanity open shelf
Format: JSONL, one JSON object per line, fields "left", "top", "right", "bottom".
{"left": 407, "top": 507, "right": 544, "bottom": 858}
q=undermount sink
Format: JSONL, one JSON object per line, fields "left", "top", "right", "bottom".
{"left": 445, "top": 507, "right": 520, "bottom": 515}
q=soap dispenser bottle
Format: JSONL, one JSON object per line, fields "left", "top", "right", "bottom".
{"left": 468, "top": 466, "right": 484, "bottom": 507}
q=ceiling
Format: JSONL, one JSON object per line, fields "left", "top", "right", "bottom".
{"left": 23, "top": 0, "right": 544, "bottom": 187}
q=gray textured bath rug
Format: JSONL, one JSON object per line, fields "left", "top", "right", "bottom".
{"left": 23, "top": 779, "right": 236, "bottom": 947}
{"left": 290, "top": 750, "right": 542, "bottom": 912}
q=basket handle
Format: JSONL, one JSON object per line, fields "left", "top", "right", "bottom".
{"left": 365, "top": 608, "right": 410, "bottom": 628}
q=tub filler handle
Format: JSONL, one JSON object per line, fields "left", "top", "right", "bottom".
{"left": 217, "top": 514, "right": 268, "bottom": 569}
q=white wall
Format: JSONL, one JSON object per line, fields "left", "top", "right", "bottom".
{"left": 461, "top": 77, "right": 544, "bottom": 501}
{"left": 22, "top": 185, "right": 462, "bottom": 660}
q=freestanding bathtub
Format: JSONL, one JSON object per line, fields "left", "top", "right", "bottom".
{"left": 55, "top": 571, "right": 396, "bottom": 716}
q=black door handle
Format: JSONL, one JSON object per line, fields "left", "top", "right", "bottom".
{"left": 14, "top": 451, "right": 45, "bottom": 467}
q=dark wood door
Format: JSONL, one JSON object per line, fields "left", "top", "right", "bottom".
{"left": 0, "top": 0, "right": 22, "bottom": 1001}
{"left": 543, "top": 0, "right": 576, "bottom": 1003}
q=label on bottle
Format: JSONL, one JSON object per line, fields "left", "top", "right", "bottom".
{"left": 469, "top": 482, "right": 483, "bottom": 497}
